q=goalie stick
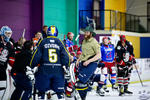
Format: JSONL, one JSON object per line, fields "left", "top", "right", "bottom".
{"left": 63, "top": 64, "right": 82, "bottom": 100}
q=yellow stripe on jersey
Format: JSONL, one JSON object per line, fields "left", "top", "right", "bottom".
{"left": 59, "top": 39, "right": 70, "bottom": 67}
{"left": 47, "top": 36, "right": 56, "bottom": 38}
{"left": 30, "top": 39, "right": 43, "bottom": 67}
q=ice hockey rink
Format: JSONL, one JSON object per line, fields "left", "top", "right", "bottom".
{"left": 0, "top": 59, "right": 150, "bottom": 100}
{"left": 56, "top": 81, "right": 150, "bottom": 100}
{"left": 86, "top": 81, "right": 150, "bottom": 100}
{"left": 1, "top": 81, "right": 150, "bottom": 100}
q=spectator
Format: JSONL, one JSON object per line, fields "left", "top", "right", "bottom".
{"left": 32, "top": 31, "right": 42, "bottom": 48}
{"left": 42, "top": 25, "right": 48, "bottom": 38}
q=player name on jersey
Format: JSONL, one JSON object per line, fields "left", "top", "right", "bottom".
{"left": 44, "top": 43, "right": 60, "bottom": 50}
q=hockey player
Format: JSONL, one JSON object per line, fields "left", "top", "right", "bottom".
{"left": 0, "top": 26, "right": 15, "bottom": 88}
{"left": 30, "top": 26, "right": 70, "bottom": 100}
{"left": 100, "top": 37, "right": 117, "bottom": 92}
{"left": 75, "top": 26, "right": 101, "bottom": 100}
{"left": 64, "top": 32, "right": 74, "bottom": 49}
{"left": 65, "top": 49, "right": 82, "bottom": 98}
{"left": 115, "top": 35, "right": 135, "bottom": 96}
{"left": 10, "top": 41, "right": 34, "bottom": 100}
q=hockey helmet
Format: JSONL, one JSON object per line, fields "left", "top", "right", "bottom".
{"left": 120, "top": 35, "right": 126, "bottom": 42}
{"left": 47, "top": 26, "right": 58, "bottom": 37}
{"left": 102, "top": 36, "right": 108, "bottom": 42}
{"left": 77, "top": 51, "right": 82, "bottom": 55}
{"left": 73, "top": 45, "right": 78, "bottom": 50}
{"left": 67, "top": 32, "right": 74, "bottom": 38}
{"left": 70, "top": 51, "right": 76, "bottom": 56}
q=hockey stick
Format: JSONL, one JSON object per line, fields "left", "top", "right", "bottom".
{"left": 133, "top": 64, "right": 144, "bottom": 87}
{"left": 75, "top": 35, "right": 80, "bottom": 42}
{"left": 22, "top": 28, "right": 26, "bottom": 38}
{"left": 1, "top": 64, "right": 15, "bottom": 100}
{"left": 63, "top": 65, "right": 82, "bottom": 100}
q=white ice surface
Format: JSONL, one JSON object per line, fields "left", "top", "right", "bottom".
{"left": 0, "top": 81, "right": 150, "bottom": 100}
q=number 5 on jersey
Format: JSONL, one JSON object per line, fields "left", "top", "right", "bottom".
{"left": 48, "top": 49, "right": 58, "bottom": 63}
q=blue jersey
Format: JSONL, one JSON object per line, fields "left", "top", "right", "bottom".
{"left": 101, "top": 44, "right": 115, "bottom": 62}
{"left": 30, "top": 36, "right": 70, "bottom": 74}
{"left": 65, "top": 39, "right": 74, "bottom": 48}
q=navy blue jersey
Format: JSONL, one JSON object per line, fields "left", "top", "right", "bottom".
{"left": 30, "top": 36, "right": 70, "bottom": 73}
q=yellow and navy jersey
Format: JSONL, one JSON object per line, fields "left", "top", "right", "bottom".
{"left": 30, "top": 36, "right": 70, "bottom": 70}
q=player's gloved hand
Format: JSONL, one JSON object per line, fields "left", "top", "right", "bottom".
{"left": 125, "top": 61, "right": 133, "bottom": 66}
{"left": 129, "top": 55, "right": 136, "bottom": 64}
{"left": 65, "top": 70, "right": 71, "bottom": 81}
{"left": 32, "top": 66, "right": 38, "bottom": 73}
{"left": 118, "top": 66, "right": 128, "bottom": 71}
{"left": 63, "top": 66, "right": 71, "bottom": 82}
{"left": 132, "top": 58, "right": 136, "bottom": 64}
{"left": 98, "top": 62, "right": 105, "bottom": 68}
{"left": 26, "top": 66, "right": 35, "bottom": 81}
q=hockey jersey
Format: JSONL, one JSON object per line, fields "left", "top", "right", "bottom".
{"left": 0, "top": 37, "right": 14, "bottom": 66}
{"left": 65, "top": 39, "right": 74, "bottom": 48}
{"left": 0, "top": 37, "right": 15, "bottom": 80}
{"left": 115, "top": 40, "right": 134, "bottom": 63}
{"left": 101, "top": 44, "right": 115, "bottom": 62}
{"left": 30, "top": 36, "right": 70, "bottom": 74}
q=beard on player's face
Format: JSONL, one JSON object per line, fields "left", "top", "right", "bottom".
{"left": 84, "top": 31, "right": 92, "bottom": 40}
{"left": 68, "top": 35, "right": 73, "bottom": 41}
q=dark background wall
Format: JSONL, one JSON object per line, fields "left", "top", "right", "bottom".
{"left": 0, "top": 0, "right": 43, "bottom": 41}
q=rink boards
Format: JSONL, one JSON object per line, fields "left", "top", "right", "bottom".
{"left": 130, "top": 58, "right": 150, "bottom": 83}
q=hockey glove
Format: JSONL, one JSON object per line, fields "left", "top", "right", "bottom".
{"left": 125, "top": 61, "right": 133, "bottom": 66}
{"left": 98, "top": 62, "right": 105, "bottom": 68}
{"left": 129, "top": 55, "right": 136, "bottom": 64}
{"left": 118, "top": 60, "right": 126, "bottom": 66}
{"left": 26, "top": 66, "right": 35, "bottom": 81}
{"left": 118, "top": 66, "right": 128, "bottom": 71}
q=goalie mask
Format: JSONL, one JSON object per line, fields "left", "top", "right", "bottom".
{"left": 0, "top": 26, "right": 12, "bottom": 42}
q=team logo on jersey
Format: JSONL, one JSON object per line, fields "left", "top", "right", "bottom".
{"left": 117, "top": 46, "right": 121, "bottom": 50}
{"left": 0, "top": 48, "right": 8, "bottom": 62}
{"left": 123, "top": 52, "right": 130, "bottom": 62}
